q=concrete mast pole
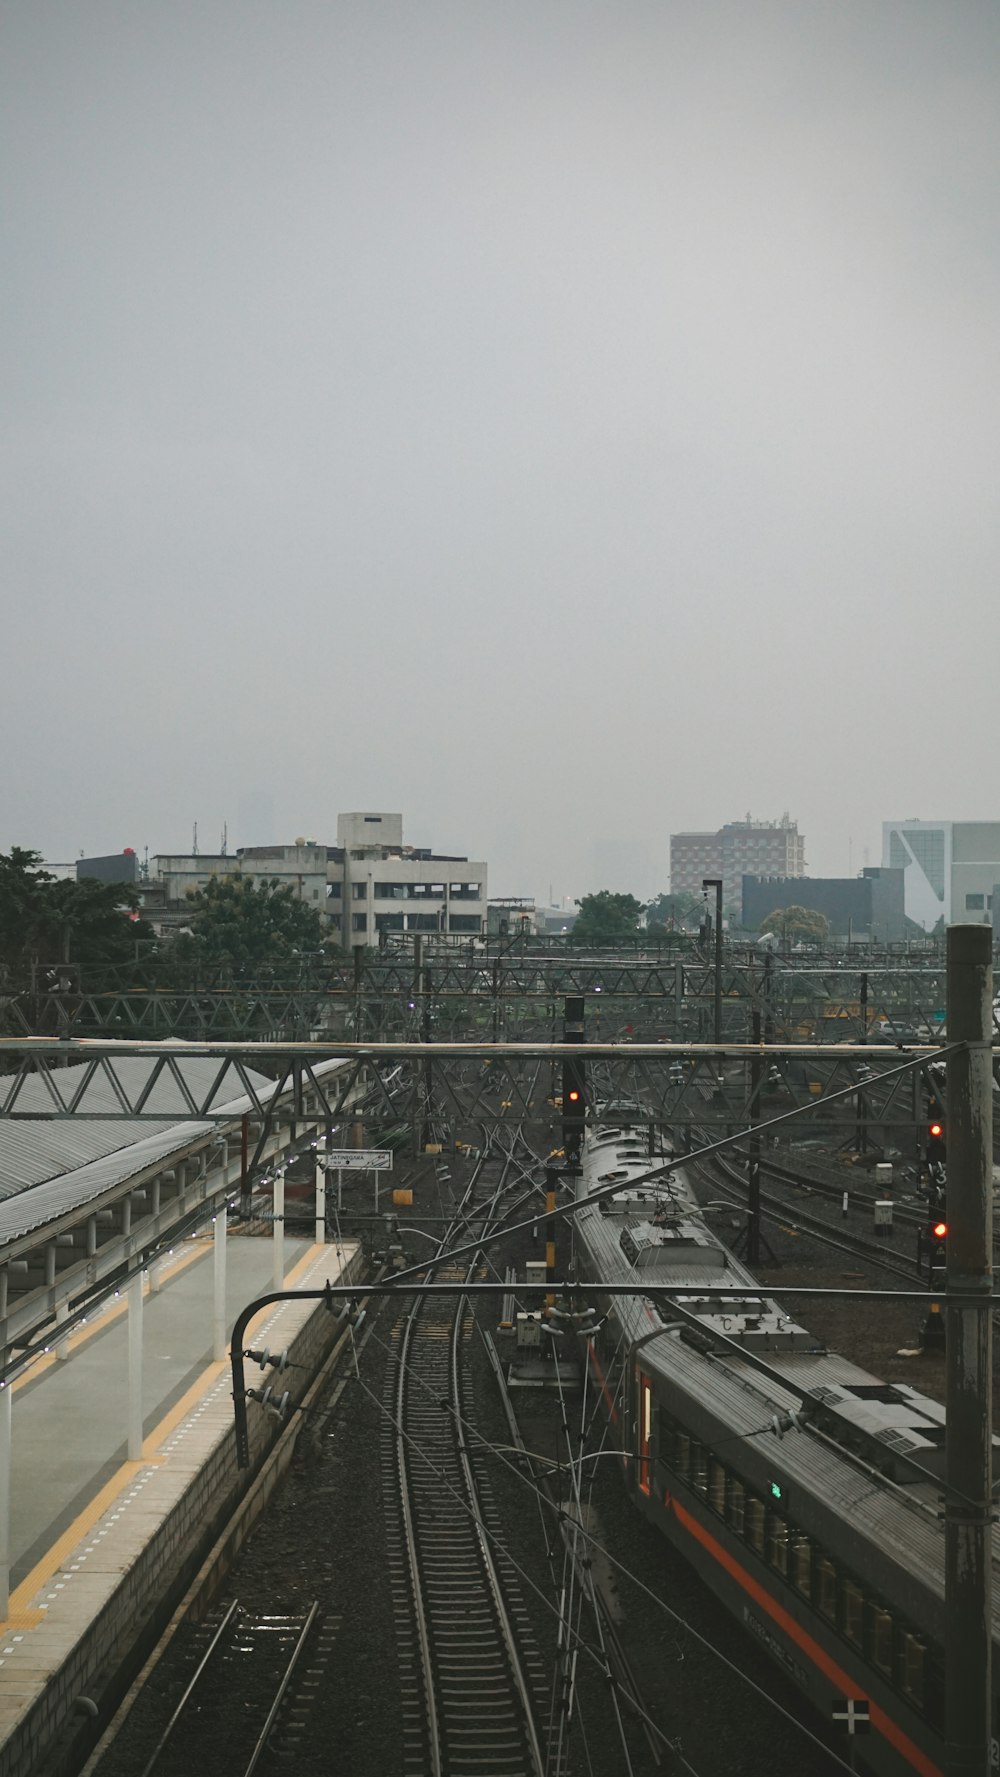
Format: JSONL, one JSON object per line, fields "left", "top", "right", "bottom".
{"left": 945, "top": 923, "right": 993, "bottom": 1777}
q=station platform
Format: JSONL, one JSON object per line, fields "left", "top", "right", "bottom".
{"left": 0, "top": 1229, "right": 363, "bottom": 1777}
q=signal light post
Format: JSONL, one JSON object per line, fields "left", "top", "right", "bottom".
{"left": 562, "top": 995, "right": 586, "bottom": 1164}
{"left": 943, "top": 924, "right": 993, "bottom": 1777}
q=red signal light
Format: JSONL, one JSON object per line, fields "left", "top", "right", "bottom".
{"left": 567, "top": 1089, "right": 580, "bottom": 1102}
{"left": 932, "top": 1220, "right": 947, "bottom": 1240}
{"left": 929, "top": 1122, "right": 943, "bottom": 1139}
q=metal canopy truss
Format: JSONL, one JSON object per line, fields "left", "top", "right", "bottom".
{"left": 0, "top": 1060, "right": 372, "bottom": 1387}
{"left": 0, "top": 1039, "right": 962, "bottom": 1155}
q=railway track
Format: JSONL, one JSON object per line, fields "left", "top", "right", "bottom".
{"left": 690, "top": 1150, "right": 926, "bottom": 1284}
{"left": 136, "top": 1599, "right": 337, "bottom": 1777}
{"left": 383, "top": 1147, "right": 549, "bottom": 1777}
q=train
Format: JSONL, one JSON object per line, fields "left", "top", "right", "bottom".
{"left": 569, "top": 1108, "right": 998, "bottom": 1777}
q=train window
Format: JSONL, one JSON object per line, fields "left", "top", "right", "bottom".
{"left": 745, "top": 1496, "right": 765, "bottom": 1555}
{"left": 671, "top": 1431, "right": 690, "bottom": 1479}
{"left": 842, "top": 1578, "right": 864, "bottom": 1649}
{"left": 690, "top": 1442, "right": 708, "bottom": 1495}
{"left": 708, "top": 1459, "right": 726, "bottom": 1516}
{"left": 791, "top": 1534, "right": 812, "bottom": 1599}
{"left": 765, "top": 1515, "right": 789, "bottom": 1578}
{"left": 816, "top": 1556, "right": 837, "bottom": 1622}
{"left": 726, "top": 1477, "right": 746, "bottom": 1535}
{"left": 869, "top": 1605, "right": 894, "bottom": 1679}
{"left": 900, "top": 1633, "right": 926, "bottom": 1708}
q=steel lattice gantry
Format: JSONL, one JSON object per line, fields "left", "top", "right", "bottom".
{"left": 0, "top": 944, "right": 978, "bottom": 1050}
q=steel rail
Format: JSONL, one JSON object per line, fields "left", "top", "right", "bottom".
{"left": 136, "top": 1598, "right": 242, "bottom": 1777}
{"left": 392, "top": 1142, "right": 545, "bottom": 1777}
{"left": 244, "top": 1600, "right": 322, "bottom": 1777}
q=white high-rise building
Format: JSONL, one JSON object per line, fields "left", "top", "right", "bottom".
{"left": 882, "top": 820, "right": 1000, "bottom": 930}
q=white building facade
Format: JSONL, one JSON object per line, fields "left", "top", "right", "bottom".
{"left": 882, "top": 820, "right": 1000, "bottom": 931}
{"left": 328, "top": 813, "right": 487, "bottom": 947}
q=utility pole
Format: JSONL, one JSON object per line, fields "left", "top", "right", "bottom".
{"left": 702, "top": 877, "right": 723, "bottom": 1045}
{"left": 856, "top": 971, "right": 869, "bottom": 1155}
{"left": 748, "top": 1010, "right": 762, "bottom": 1267}
{"left": 945, "top": 923, "right": 993, "bottom": 1777}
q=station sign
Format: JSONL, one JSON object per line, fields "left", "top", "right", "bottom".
{"left": 321, "top": 1149, "right": 393, "bottom": 1171}
{"left": 323, "top": 1144, "right": 397, "bottom": 1172}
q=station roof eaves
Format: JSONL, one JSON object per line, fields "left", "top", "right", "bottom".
{"left": 0, "top": 1054, "right": 346, "bottom": 1246}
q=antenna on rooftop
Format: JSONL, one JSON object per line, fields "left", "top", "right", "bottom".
{"left": 192, "top": 821, "right": 199, "bottom": 856}
{"left": 221, "top": 821, "right": 228, "bottom": 857}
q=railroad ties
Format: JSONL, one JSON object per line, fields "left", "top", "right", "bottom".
{"left": 382, "top": 1157, "right": 548, "bottom": 1777}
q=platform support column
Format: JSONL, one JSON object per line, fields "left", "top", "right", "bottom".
{"left": 127, "top": 1268, "right": 143, "bottom": 1460}
{"left": 0, "top": 1383, "right": 11, "bottom": 1618}
{"left": 55, "top": 1301, "right": 70, "bottom": 1361}
{"left": 315, "top": 1156, "right": 326, "bottom": 1245}
{"left": 272, "top": 1177, "right": 285, "bottom": 1291}
{"left": 945, "top": 923, "right": 993, "bottom": 1777}
{"left": 213, "top": 1204, "right": 228, "bottom": 1362}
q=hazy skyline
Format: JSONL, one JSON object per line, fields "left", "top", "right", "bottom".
{"left": 4, "top": 2, "right": 998, "bottom": 904}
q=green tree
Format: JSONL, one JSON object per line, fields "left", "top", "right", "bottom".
{"left": 572, "top": 891, "right": 645, "bottom": 944}
{"left": 759, "top": 905, "right": 830, "bottom": 943}
{"left": 0, "top": 848, "right": 155, "bottom": 982}
{"left": 171, "top": 873, "right": 332, "bottom": 971}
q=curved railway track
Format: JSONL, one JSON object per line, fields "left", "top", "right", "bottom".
{"left": 383, "top": 1146, "right": 549, "bottom": 1777}
{"left": 690, "top": 1150, "right": 925, "bottom": 1283}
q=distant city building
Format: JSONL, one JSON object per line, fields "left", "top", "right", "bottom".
{"left": 487, "top": 898, "right": 536, "bottom": 938}
{"left": 882, "top": 820, "right": 1000, "bottom": 931}
{"left": 139, "top": 842, "right": 327, "bottom": 934}
{"left": 331, "top": 812, "right": 487, "bottom": 946}
{"left": 741, "top": 868, "right": 905, "bottom": 942}
{"left": 136, "top": 815, "right": 487, "bottom": 945}
{"left": 76, "top": 851, "right": 140, "bottom": 885}
{"left": 671, "top": 816, "right": 805, "bottom": 912}
{"left": 532, "top": 904, "right": 580, "bottom": 937}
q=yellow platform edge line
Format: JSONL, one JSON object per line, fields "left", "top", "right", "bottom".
{"left": 0, "top": 1241, "right": 346, "bottom": 1628}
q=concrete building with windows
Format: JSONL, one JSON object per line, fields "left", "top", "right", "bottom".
{"left": 881, "top": 820, "right": 1000, "bottom": 931}
{"left": 329, "top": 813, "right": 487, "bottom": 947}
{"left": 671, "top": 816, "right": 805, "bottom": 913}
{"left": 123, "top": 819, "right": 487, "bottom": 945}
{"left": 137, "top": 843, "right": 329, "bottom": 935}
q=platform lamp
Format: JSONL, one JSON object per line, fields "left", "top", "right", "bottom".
{"left": 702, "top": 877, "right": 723, "bottom": 1045}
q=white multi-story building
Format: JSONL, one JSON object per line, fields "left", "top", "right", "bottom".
{"left": 882, "top": 820, "right": 1000, "bottom": 931}
{"left": 328, "top": 813, "right": 487, "bottom": 947}
{"left": 138, "top": 843, "right": 329, "bottom": 933}
{"left": 133, "top": 820, "right": 487, "bottom": 945}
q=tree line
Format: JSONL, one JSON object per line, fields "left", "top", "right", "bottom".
{"left": 0, "top": 849, "right": 334, "bottom": 989}
{"left": 571, "top": 889, "right": 829, "bottom": 944}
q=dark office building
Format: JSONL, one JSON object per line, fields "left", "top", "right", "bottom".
{"left": 741, "top": 867, "right": 905, "bottom": 941}
{"left": 76, "top": 851, "right": 140, "bottom": 885}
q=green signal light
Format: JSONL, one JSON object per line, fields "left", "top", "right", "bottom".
{"left": 770, "top": 1481, "right": 783, "bottom": 1501}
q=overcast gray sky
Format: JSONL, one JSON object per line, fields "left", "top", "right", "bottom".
{"left": 3, "top": 1, "right": 998, "bottom": 902}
